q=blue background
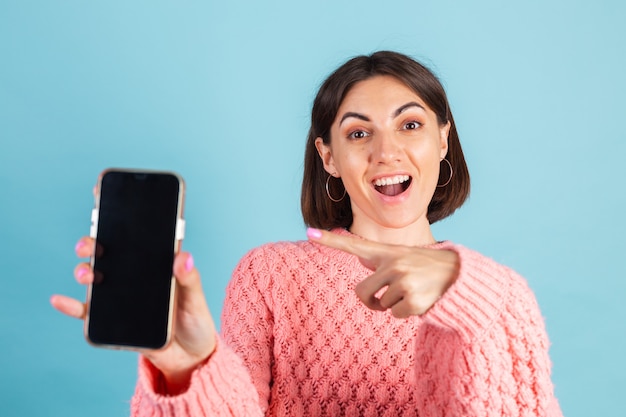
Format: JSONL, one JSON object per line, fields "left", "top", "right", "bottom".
{"left": 1, "top": 0, "right": 624, "bottom": 415}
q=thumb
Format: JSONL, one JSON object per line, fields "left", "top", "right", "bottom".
{"left": 174, "top": 252, "right": 201, "bottom": 288}
{"left": 173, "top": 252, "right": 207, "bottom": 309}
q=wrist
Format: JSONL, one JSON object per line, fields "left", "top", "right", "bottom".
{"left": 440, "top": 249, "right": 460, "bottom": 290}
{"left": 159, "top": 355, "right": 211, "bottom": 396}
{"left": 160, "top": 368, "right": 194, "bottom": 396}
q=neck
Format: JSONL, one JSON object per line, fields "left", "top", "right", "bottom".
{"left": 348, "top": 218, "right": 437, "bottom": 247}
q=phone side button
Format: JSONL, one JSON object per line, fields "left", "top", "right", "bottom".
{"left": 176, "top": 219, "right": 186, "bottom": 241}
{"left": 89, "top": 209, "right": 98, "bottom": 238}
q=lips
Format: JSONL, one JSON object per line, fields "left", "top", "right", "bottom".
{"left": 373, "top": 175, "right": 412, "bottom": 197}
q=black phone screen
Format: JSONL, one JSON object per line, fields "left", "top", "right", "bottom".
{"left": 87, "top": 171, "right": 182, "bottom": 349}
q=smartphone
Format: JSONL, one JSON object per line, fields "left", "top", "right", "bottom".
{"left": 85, "top": 168, "right": 185, "bottom": 350}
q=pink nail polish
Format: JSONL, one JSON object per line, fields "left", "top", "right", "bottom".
{"left": 77, "top": 267, "right": 88, "bottom": 281}
{"left": 75, "top": 241, "right": 85, "bottom": 252}
{"left": 185, "top": 255, "right": 194, "bottom": 272}
{"left": 307, "top": 227, "right": 322, "bottom": 240}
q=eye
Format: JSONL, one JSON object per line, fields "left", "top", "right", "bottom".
{"left": 402, "top": 121, "right": 422, "bottom": 130}
{"left": 348, "top": 130, "right": 370, "bottom": 140}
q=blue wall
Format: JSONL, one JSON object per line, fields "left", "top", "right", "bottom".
{"left": 1, "top": 1, "right": 624, "bottom": 415}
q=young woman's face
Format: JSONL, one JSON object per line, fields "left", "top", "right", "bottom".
{"left": 316, "top": 75, "right": 450, "bottom": 234}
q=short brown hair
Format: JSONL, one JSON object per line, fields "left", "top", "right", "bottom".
{"left": 301, "top": 51, "right": 470, "bottom": 229}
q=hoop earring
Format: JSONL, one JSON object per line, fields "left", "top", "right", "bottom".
{"left": 437, "top": 158, "right": 453, "bottom": 188}
{"left": 325, "top": 175, "right": 346, "bottom": 202}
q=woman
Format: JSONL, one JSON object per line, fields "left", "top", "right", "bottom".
{"left": 52, "top": 51, "right": 563, "bottom": 416}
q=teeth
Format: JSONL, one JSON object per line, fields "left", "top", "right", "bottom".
{"left": 373, "top": 175, "right": 410, "bottom": 187}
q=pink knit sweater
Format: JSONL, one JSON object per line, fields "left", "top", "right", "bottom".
{"left": 131, "top": 230, "right": 562, "bottom": 416}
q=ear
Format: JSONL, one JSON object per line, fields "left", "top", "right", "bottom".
{"left": 439, "top": 121, "right": 451, "bottom": 159}
{"left": 315, "top": 137, "right": 337, "bottom": 176}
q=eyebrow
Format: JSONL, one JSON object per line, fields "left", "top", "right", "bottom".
{"left": 339, "top": 112, "right": 370, "bottom": 125}
{"left": 394, "top": 101, "right": 425, "bottom": 117}
{"left": 338, "top": 101, "right": 426, "bottom": 126}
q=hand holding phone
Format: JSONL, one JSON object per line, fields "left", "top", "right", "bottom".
{"left": 51, "top": 168, "right": 217, "bottom": 393}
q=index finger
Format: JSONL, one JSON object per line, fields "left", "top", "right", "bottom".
{"left": 75, "top": 237, "right": 96, "bottom": 258}
{"left": 306, "top": 228, "right": 391, "bottom": 270}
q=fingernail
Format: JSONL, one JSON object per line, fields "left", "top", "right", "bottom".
{"left": 77, "top": 266, "right": 88, "bottom": 282}
{"left": 306, "top": 227, "right": 322, "bottom": 240}
{"left": 185, "top": 254, "right": 194, "bottom": 272}
{"left": 75, "top": 241, "right": 85, "bottom": 252}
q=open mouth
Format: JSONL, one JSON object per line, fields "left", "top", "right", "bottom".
{"left": 373, "top": 175, "right": 412, "bottom": 197}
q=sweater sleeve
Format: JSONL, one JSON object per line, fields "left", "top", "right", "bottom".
{"left": 414, "top": 244, "right": 563, "bottom": 417}
{"left": 130, "top": 336, "right": 263, "bottom": 416}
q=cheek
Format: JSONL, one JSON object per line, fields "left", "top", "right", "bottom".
{"left": 333, "top": 146, "right": 368, "bottom": 175}
{"left": 409, "top": 143, "right": 440, "bottom": 171}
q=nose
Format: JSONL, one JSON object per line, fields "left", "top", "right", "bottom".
{"left": 371, "top": 131, "right": 401, "bottom": 164}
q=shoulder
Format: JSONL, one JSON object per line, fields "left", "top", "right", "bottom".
{"left": 425, "top": 242, "right": 544, "bottom": 342}
{"left": 231, "top": 238, "right": 325, "bottom": 285}
{"left": 236, "top": 228, "right": 354, "bottom": 269}
{"left": 231, "top": 231, "right": 361, "bottom": 288}
{"left": 442, "top": 242, "right": 539, "bottom": 308}
{"left": 236, "top": 239, "right": 318, "bottom": 268}
{"left": 441, "top": 241, "right": 527, "bottom": 286}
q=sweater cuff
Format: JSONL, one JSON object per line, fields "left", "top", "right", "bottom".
{"left": 132, "top": 336, "right": 260, "bottom": 416}
{"left": 422, "top": 244, "right": 512, "bottom": 343}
